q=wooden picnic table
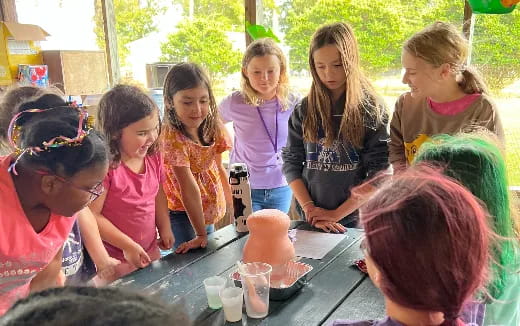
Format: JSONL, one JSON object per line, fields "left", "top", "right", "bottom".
{"left": 114, "top": 222, "right": 385, "bottom": 325}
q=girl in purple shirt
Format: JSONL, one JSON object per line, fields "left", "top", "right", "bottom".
{"left": 219, "top": 38, "right": 300, "bottom": 213}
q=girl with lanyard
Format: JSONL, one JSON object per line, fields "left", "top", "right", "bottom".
{"left": 219, "top": 38, "right": 300, "bottom": 213}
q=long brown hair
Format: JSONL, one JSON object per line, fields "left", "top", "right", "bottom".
{"left": 240, "top": 38, "right": 290, "bottom": 110}
{"left": 404, "top": 21, "right": 489, "bottom": 95}
{"left": 306, "top": 22, "right": 384, "bottom": 148}
{"left": 97, "top": 84, "right": 161, "bottom": 166}
{"left": 163, "top": 63, "right": 218, "bottom": 145}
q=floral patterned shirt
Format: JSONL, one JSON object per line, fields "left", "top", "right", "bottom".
{"left": 162, "top": 127, "right": 230, "bottom": 225}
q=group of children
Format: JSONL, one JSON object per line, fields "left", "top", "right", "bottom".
{"left": 0, "top": 19, "right": 518, "bottom": 326}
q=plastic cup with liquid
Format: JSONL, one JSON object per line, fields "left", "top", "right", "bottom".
{"left": 203, "top": 275, "right": 227, "bottom": 309}
{"left": 219, "top": 287, "right": 244, "bottom": 322}
{"left": 239, "top": 262, "right": 272, "bottom": 318}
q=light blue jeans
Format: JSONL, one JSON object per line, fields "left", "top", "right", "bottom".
{"left": 251, "top": 185, "right": 292, "bottom": 214}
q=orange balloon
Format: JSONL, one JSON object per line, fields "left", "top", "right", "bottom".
{"left": 501, "top": 0, "right": 520, "bottom": 7}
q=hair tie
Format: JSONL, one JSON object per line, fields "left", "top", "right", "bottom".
{"left": 6, "top": 106, "right": 92, "bottom": 175}
{"left": 443, "top": 310, "right": 460, "bottom": 322}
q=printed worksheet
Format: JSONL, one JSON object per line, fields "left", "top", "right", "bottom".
{"left": 293, "top": 230, "right": 347, "bottom": 259}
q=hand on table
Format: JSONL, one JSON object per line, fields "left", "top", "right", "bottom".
{"left": 157, "top": 227, "right": 175, "bottom": 250}
{"left": 95, "top": 256, "right": 121, "bottom": 280}
{"left": 314, "top": 221, "right": 346, "bottom": 234}
{"left": 175, "top": 235, "right": 208, "bottom": 254}
{"left": 123, "top": 242, "right": 151, "bottom": 268}
{"left": 307, "top": 207, "right": 340, "bottom": 226}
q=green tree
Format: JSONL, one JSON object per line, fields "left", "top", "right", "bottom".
{"left": 472, "top": 11, "right": 520, "bottom": 91}
{"left": 171, "top": 0, "right": 245, "bottom": 31}
{"left": 93, "top": 0, "right": 163, "bottom": 66}
{"left": 160, "top": 17, "right": 242, "bottom": 78}
{"left": 283, "top": 0, "right": 406, "bottom": 75}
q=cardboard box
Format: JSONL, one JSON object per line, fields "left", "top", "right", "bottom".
{"left": 18, "top": 64, "right": 49, "bottom": 87}
{"left": 42, "top": 50, "right": 109, "bottom": 95}
{"left": 0, "top": 22, "right": 50, "bottom": 86}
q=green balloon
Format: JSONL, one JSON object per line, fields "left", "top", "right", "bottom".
{"left": 468, "top": 0, "right": 516, "bottom": 14}
{"left": 245, "top": 21, "right": 281, "bottom": 43}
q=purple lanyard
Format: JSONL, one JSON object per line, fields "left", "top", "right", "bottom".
{"left": 256, "top": 101, "right": 279, "bottom": 154}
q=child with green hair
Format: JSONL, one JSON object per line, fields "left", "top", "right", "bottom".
{"left": 415, "top": 132, "right": 520, "bottom": 326}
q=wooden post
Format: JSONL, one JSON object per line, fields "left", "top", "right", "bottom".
{"left": 463, "top": 0, "right": 475, "bottom": 65}
{"left": 0, "top": 0, "right": 18, "bottom": 22}
{"left": 101, "top": 0, "right": 120, "bottom": 86}
{"left": 244, "top": 0, "right": 256, "bottom": 46}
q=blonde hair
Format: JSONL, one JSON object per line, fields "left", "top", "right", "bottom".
{"left": 404, "top": 21, "right": 489, "bottom": 94}
{"left": 240, "top": 38, "right": 290, "bottom": 110}
{"left": 306, "top": 22, "right": 384, "bottom": 148}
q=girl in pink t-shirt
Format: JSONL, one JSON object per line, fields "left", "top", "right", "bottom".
{"left": 0, "top": 105, "right": 109, "bottom": 315}
{"left": 90, "top": 85, "right": 174, "bottom": 284}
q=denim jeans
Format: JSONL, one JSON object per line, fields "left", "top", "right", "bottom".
{"left": 251, "top": 185, "right": 292, "bottom": 214}
{"left": 160, "top": 210, "right": 215, "bottom": 256}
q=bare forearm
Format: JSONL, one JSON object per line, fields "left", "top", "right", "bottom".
{"left": 77, "top": 209, "right": 111, "bottom": 265}
{"left": 155, "top": 184, "right": 171, "bottom": 233}
{"left": 335, "top": 183, "right": 377, "bottom": 219}
{"left": 289, "top": 179, "right": 312, "bottom": 206}
{"left": 180, "top": 184, "right": 207, "bottom": 236}
{"left": 30, "top": 249, "right": 63, "bottom": 292}
{"left": 95, "top": 214, "right": 136, "bottom": 251}
{"left": 218, "top": 165, "right": 232, "bottom": 204}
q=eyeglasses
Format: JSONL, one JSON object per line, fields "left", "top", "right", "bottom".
{"left": 35, "top": 170, "right": 104, "bottom": 202}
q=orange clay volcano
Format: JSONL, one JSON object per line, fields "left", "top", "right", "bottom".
{"left": 242, "top": 209, "right": 295, "bottom": 281}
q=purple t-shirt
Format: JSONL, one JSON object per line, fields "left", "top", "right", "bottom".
{"left": 219, "top": 91, "right": 299, "bottom": 189}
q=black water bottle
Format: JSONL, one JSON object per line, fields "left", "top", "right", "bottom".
{"left": 229, "top": 163, "right": 253, "bottom": 233}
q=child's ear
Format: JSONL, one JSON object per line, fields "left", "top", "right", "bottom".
{"left": 370, "top": 268, "right": 382, "bottom": 289}
{"left": 365, "top": 255, "right": 382, "bottom": 289}
{"left": 40, "top": 175, "right": 63, "bottom": 196}
{"left": 439, "top": 63, "right": 452, "bottom": 79}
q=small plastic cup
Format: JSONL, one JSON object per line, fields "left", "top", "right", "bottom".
{"left": 219, "top": 287, "right": 244, "bottom": 322}
{"left": 203, "top": 275, "right": 227, "bottom": 309}
{"left": 239, "top": 262, "right": 272, "bottom": 318}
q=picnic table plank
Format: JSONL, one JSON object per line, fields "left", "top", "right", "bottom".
{"left": 112, "top": 224, "right": 241, "bottom": 288}
{"left": 323, "top": 276, "right": 385, "bottom": 324}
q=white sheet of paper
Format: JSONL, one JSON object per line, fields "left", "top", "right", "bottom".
{"left": 293, "top": 230, "right": 347, "bottom": 259}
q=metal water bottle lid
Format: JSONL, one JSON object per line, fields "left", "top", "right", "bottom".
{"left": 231, "top": 163, "right": 247, "bottom": 173}
{"left": 230, "top": 163, "right": 248, "bottom": 179}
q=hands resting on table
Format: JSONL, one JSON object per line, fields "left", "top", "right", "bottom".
{"left": 175, "top": 235, "right": 208, "bottom": 254}
{"left": 303, "top": 205, "right": 347, "bottom": 234}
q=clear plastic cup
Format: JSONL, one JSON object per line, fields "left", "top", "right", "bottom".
{"left": 203, "top": 275, "right": 227, "bottom": 309}
{"left": 239, "top": 262, "right": 272, "bottom": 318}
{"left": 219, "top": 287, "right": 244, "bottom": 322}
